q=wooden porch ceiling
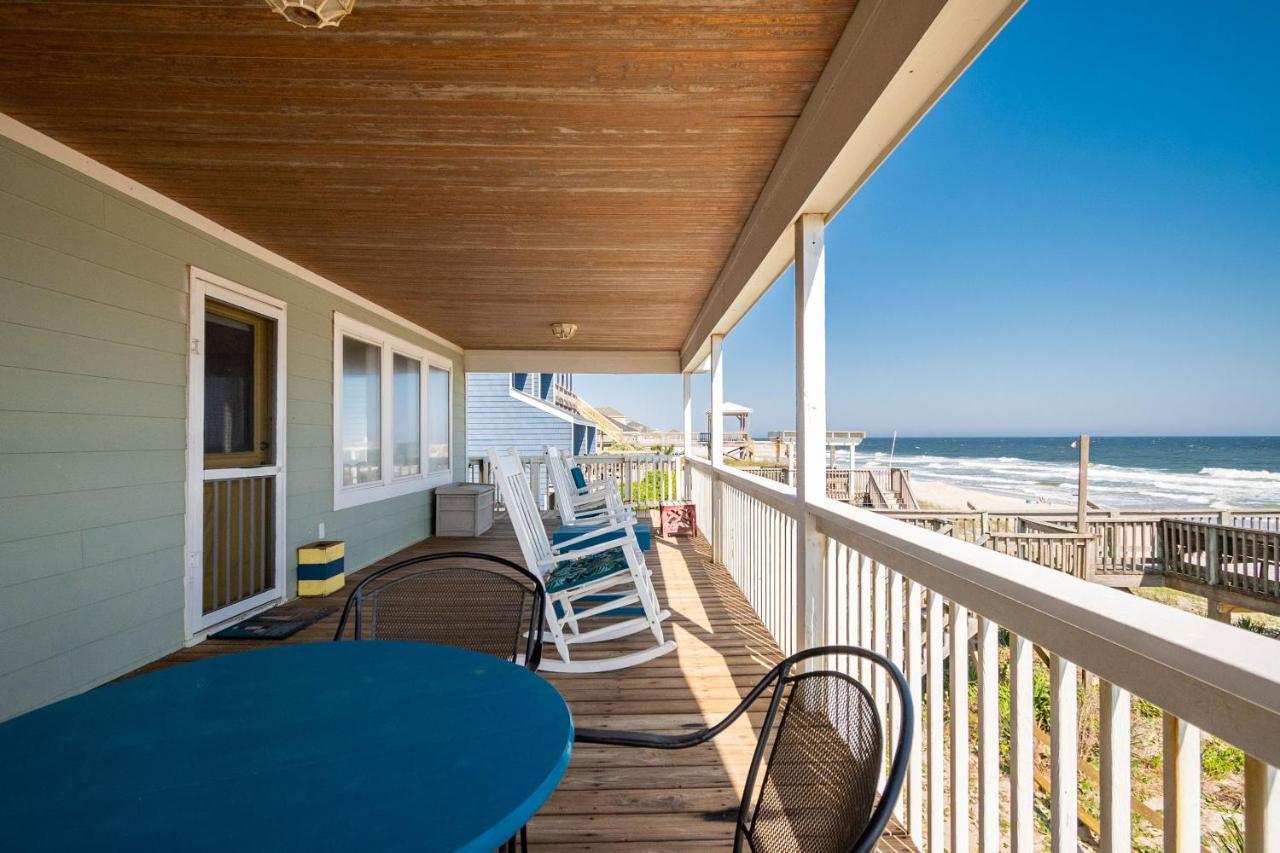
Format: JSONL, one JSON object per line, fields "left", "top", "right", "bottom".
{"left": 0, "top": 0, "right": 860, "bottom": 351}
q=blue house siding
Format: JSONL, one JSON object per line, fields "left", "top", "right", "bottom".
{"left": 466, "top": 373, "right": 577, "bottom": 458}
{"left": 466, "top": 373, "right": 597, "bottom": 472}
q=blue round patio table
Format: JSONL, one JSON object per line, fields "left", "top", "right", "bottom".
{"left": 0, "top": 641, "right": 573, "bottom": 852}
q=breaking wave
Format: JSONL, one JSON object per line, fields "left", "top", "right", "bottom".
{"left": 850, "top": 450, "right": 1280, "bottom": 509}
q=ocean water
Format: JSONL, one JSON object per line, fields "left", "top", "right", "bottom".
{"left": 837, "top": 436, "right": 1280, "bottom": 509}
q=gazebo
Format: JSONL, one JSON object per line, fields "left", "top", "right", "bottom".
{"left": 706, "top": 402, "right": 753, "bottom": 458}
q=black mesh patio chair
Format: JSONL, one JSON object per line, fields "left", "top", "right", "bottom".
{"left": 333, "top": 551, "right": 546, "bottom": 671}
{"left": 575, "top": 645, "right": 912, "bottom": 853}
{"left": 333, "top": 552, "right": 548, "bottom": 853}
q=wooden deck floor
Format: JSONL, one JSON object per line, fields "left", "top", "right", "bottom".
{"left": 138, "top": 516, "right": 914, "bottom": 851}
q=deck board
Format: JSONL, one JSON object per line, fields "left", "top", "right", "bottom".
{"left": 135, "top": 514, "right": 915, "bottom": 851}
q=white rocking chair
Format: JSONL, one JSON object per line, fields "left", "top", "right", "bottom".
{"left": 489, "top": 448, "right": 676, "bottom": 673}
{"left": 544, "top": 445, "right": 619, "bottom": 526}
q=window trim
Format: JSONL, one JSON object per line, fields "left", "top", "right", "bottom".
{"left": 333, "top": 313, "right": 453, "bottom": 511}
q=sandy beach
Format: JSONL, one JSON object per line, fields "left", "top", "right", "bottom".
{"left": 910, "top": 478, "right": 1073, "bottom": 512}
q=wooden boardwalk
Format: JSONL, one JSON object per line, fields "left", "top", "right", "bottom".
{"left": 137, "top": 516, "right": 914, "bottom": 851}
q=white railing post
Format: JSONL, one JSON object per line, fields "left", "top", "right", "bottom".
{"left": 709, "top": 334, "right": 725, "bottom": 562}
{"left": 926, "top": 590, "right": 945, "bottom": 853}
{"left": 977, "top": 615, "right": 999, "bottom": 851}
{"left": 794, "top": 212, "right": 826, "bottom": 651}
{"left": 682, "top": 372, "right": 693, "bottom": 500}
{"left": 1009, "top": 633, "right": 1034, "bottom": 853}
{"left": 1163, "top": 713, "right": 1201, "bottom": 853}
{"left": 1050, "top": 654, "right": 1079, "bottom": 853}
{"left": 1100, "top": 680, "right": 1132, "bottom": 853}
{"left": 949, "top": 602, "right": 970, "bottom": 853}
{"left": 1245, "top": 756, "right": 1278, "bottom": 853}
{"left": 905, "top": 580, "right": 924, "bottom": 849}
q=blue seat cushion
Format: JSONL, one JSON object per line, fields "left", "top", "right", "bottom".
{"left": 553, "top": 522, "right": 652, "bottom": 552}
{"left": 545, "top": 547, "right": 629, "bottom": 594}
{"left": 571, "top": 466, "right": 587, "bottom": 489}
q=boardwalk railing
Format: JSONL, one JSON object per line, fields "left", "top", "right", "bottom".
{"left": 1162, "top": 518, "right": 1280, "bottom": 602}
{"left": 687, "top": 455, "right": 1280, "bottom": 852}
{"left": 884, "top": 509, "right": 1280, "bottom": 605}
{"left": 467, "top": 453, "right": 683, "bottom": 511}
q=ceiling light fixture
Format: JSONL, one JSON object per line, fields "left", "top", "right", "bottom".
{"left": 265, "top": 0, "right": 355, "bottom": 29}
{"left": 550, "top": 323, "right": 578, "bottom": 342}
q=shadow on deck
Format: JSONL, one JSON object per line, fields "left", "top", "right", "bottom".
{"left": 136, "top": 515, "right": 915, "bottom": 851}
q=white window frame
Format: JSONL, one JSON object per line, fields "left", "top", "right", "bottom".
{"left": 425, "top": 362, "right": 453, "bottom": 477}
{"left": 333, "top": 313, "right": 453, "bottom": 511}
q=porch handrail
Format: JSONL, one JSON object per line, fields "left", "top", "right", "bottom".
{"left": 467, "top": 453, "right": 684, "bottom": 511}
{"left": 686, "top": 453, "right": 1279, "bottom": 850}
{"left": 688, "top": 454, "right": 1280, "bottom": 761}
{"left": 807, "top": 494, "right": 1280, "bottom": 763}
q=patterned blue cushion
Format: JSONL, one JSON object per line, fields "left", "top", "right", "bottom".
{"left": 545, "top": 547, "right": 628, "bottom": 593}
{"left": 553, "top": 522, "right": 652, "bottom": 552}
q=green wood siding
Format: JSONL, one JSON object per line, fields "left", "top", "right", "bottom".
{"left": 0, "top": 137, "right": 465, "bottom": 720}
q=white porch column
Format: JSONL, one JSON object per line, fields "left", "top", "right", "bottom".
{"left": 794, "top": 212, "right": 826, "bottom": 651}
{"left": 709, "top": 334, "right": 725, "bottom": 562}
{"left": 682, "top": 372, "right": 694, "bottom": 457}
{"left": 682, "top": 371, "right": 693, "bottom": 499}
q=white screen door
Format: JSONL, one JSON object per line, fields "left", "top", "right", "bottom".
{"left": 185, "top": 269, "right": 287, "bottom": 635}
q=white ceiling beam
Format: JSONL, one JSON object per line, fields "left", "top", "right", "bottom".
{"left": 463, "top": 350, "right": 682, "bottom": 374}
{"left": 679, "top": 0, "right": 1027, "bottom": 370}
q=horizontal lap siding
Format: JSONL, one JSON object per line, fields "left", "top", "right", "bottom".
{"left": 0, "top": 138, "right": 464, "bottom": 720}
{"left": 466, "top": 374, "right": 574, "bottom": 458}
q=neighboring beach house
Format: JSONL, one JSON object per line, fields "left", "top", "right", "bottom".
{"left": 466, "top": 372, "right": 599, "bottom": 461}
{"left": 596, "top": 406, "right": 654, "bottom": 435}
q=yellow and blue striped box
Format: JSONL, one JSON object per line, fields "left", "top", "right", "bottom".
{"left": 297, "top": 540, "right": 345, "bottom": 597}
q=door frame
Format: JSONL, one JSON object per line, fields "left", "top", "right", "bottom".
{"left": 184, "top": 267, "right": 288, "bottom": 640}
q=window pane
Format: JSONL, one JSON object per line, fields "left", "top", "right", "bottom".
{"left": 342, "top": 337, "right": 381, "bottom": 486}
{"left": 392, "top": 354, "right": 421, "bottom": 478}
{"left": 428, "top": 366, "right": 450, "bottom": 474}
{"left": 204, "top": 312, "right": 255, "bottom": 454}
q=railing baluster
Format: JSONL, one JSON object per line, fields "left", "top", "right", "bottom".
{"left": 888, "top": 568, "right": 904, "bottom": 818}
{"left": 906, "top": 579, "right": 924, "bottom": 849}
{"left": 1009, "top": 633, "right": 1034, "bottom": 853}
{"left": 872, "top": 560, "right": 889, "bottom": 756}
{"left": 1162, "top": 713, "right": 1201, "bottom": 853}
{"left": 977, "top": 615, "right": 998, "bottom": 851}
{"left": 857, "top": 552, "right": 873, "bottom": 688}
{"left": 927, "top": 590, "right": 945, "bottom": 853}
{"left": 684, "top": 455, "right": 1280, "bottom": 853}
{"left": 950, "top": 601, "right": 970, "bottom": 853}
{"left": 1245, "top": 756, "right": 1278, "bottom": 852}
{"left": 1100, "top": 680, "right": 1131, "bottom": 853}
{"left": 1050, "top": 654, "right": 1078, "bottom": 853}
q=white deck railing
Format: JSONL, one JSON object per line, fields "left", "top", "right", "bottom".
{"left": 467, "top": 453, "right": 684, "bottom": 511}
{"left": 687, "top": 455, "right": 1280, "bottom": 852}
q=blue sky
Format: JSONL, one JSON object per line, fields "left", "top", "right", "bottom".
{"left": 576, "top": 1, "right": 1280, "bottom": 436}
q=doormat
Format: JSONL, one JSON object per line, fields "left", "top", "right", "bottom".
{"left": 211, "top": 607, "right": 336, "bottom": 641}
